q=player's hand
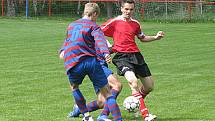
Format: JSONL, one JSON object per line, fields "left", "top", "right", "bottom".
{"left": 105, "top": 54, "right": 111, "bottom": 64}
{"left": 59, "top": 51, "right": 64, "bottom": 59}
{"left": 155, "top": 31, "right": 165, "bottom": 40}
{"left": 108, "top": 47, "right": 114, "bottom": 54}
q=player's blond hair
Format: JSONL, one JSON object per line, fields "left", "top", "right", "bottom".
{"left": 83, "top": 3, "right": 100, "bottom": 17}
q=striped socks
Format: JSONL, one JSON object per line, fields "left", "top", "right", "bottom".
{"left": 106, "top": 96, "right": 122, "bottom": 121}
{"left": 72, "top": 89, "right": 88, "bottom": 114}
{"left": 100, "top": 89, "right": 120, "bottom": 116}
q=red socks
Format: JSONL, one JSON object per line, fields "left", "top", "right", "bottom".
{"left": 133, "top": 92, "right": 149, "bottom": 118}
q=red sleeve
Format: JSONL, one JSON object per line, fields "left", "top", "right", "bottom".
{"left": 136, "top": 23, "right": 145, "bottom": 39}
{"left": 101, "top": 19, "right": 115, "bottom": 37}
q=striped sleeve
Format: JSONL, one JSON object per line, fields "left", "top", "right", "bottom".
{"left": 92, "top": 25, "right": 110, "bottom": 58}
{"left": 58, "top": 29, "right": 69, "bottom": 54}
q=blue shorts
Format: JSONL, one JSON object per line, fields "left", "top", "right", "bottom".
{"left": 67, "top": 57, "right": 108, "bottom": 93}
{"left": 101, "top": 63, "right": 113, "bottom": 78}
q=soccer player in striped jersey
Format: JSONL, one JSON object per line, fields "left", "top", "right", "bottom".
{"left": 65, "top": 49, "right": 122, "bottom": 121}
{"left": 100, "top": 0, "right": 165, "bottom": 121}
{"left": 64, "top": 39, "right": 122, "bottom": 121}
{"left": 59, "top": 3, "right": 122, "bottom": 121}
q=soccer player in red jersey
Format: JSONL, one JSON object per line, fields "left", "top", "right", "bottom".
{"left": 59, "top": 3, "right": 122, "bottom": 121}
{"left": 101, "top": 0, "right": 165, "bottom": 121}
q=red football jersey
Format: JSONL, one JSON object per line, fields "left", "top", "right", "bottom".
{"left": 101, "top": 16, "right": 144, "bottom": 53}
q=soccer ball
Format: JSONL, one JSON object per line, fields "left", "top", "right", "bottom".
{"left": 123, "top": 96, "right": 140, "bottom": 113}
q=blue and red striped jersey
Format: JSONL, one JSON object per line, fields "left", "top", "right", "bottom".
{"left": 61, "top": 18, "right": 110, "bottom": 73}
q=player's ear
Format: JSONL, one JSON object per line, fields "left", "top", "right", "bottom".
{"left": 121, "top": 2, "right": 124, "bottom": 10}
{"left": 121, "top": 6, "right": 123, "bottom": 11}
{"left": 92, "top": 12, "right": 99, "bottom": 17}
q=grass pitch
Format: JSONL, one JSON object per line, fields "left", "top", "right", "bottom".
{"left": 0, "top": 18, "right": 215, "bottom": 121}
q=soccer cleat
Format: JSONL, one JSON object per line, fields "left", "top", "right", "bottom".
{"left": 67, "top": 104, "right": 81, "bottom": 118}
{"left": 144, "top": 114, "right": 157, "bottom": 121}
{"left": 97, "top": 115, "right": 112, "bottom": 121}
{"left": 82, "top": 116, "right": 94, "bottom": 121}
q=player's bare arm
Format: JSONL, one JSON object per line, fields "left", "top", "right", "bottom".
{"left": 140, "top": 31, "right": 165, "bottom": 42}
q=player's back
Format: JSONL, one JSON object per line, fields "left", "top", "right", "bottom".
{"left": 63, "top": 19, "right": 98, "bottom": 72}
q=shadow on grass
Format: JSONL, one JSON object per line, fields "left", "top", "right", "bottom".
{"left": 66, "top": 113, "right": 213, "bottom": 121}
{"left": 156, "top": 117, "right": 212, "bottom": 121}
{"left": 122, "top": 115, "right": 213, "bottom": 121}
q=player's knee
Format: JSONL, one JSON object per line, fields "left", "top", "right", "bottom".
{"left": 108, "top": 75, "right": 122, "bottom": 92}
{"left": 113, "top": 79, "right": 123, "bottom": 92}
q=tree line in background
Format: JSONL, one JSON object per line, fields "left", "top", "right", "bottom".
{"left": 3, "top": 0, "right": 118, "bottom": 16}
{"left": 5, "top": 0, "right": 47, "bottom": 16}
{"left": 2, "top": 0, "right": 215, "bottom": 22}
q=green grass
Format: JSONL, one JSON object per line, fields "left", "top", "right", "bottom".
{"left": 0, "top": 18, "right": 215, "bottom": 121}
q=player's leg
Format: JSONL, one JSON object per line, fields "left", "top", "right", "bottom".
{"left": 139, "top": 76, "right": 154, "bottom": 99}
{"left": 98, "top": 85, "right": 122, "bottom": 121}
{"left": 98, "top": 74, "right": 122, "bottom": 120}
{"left": 135, "top": 62, "right": 154, "bottom": 98}
{"left": 68, "top": 91, "right": 103, "bottom": 117}
{"left": 68, "top": 65, "right": 122, "bottom": 118}
{"left": 136, "top": 64, "right": 157, "bottom": 121}
{"left": 113, "top": 60, "right": 139, "bottom": 94}
{"left": 89, "top": 60, "right": 122, "bottom": 121}
{"left": 138, "top": 77, "right": 156, "bottom": 121}
{"left": 108, "top": 74, "right": 122, "bottom": 99}
{"left": 102, "top": 63, "right": 122, "bottom": 99}
{"left": 67, "top": 62, "right": 92, "bottom": 120}
{"left": 68, "top": 57, "right": 99, "bottom": 120}
{"left": 113, "top": 58, "right": 149, "bottom": 119}
{"left": 116, "top": 62, "right": 150, "bottom": 120}
{"left": 70, "top": 84, "right": 91, "bottom": 119}
{"left": 124, "top": 70, "right": 150, "bottom": 119}
{"left": 113, "top": 60, "right": 142, "bottom": 102}
{"left": 67, "top": 100, "right": 101, "bottom": 118}
{"left": 99, "top": 65, "right": 122, "bottom": 117}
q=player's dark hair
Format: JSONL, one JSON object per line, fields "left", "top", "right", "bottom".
{"left": 121, "top": 0, "right": 135, "bottom": 6}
